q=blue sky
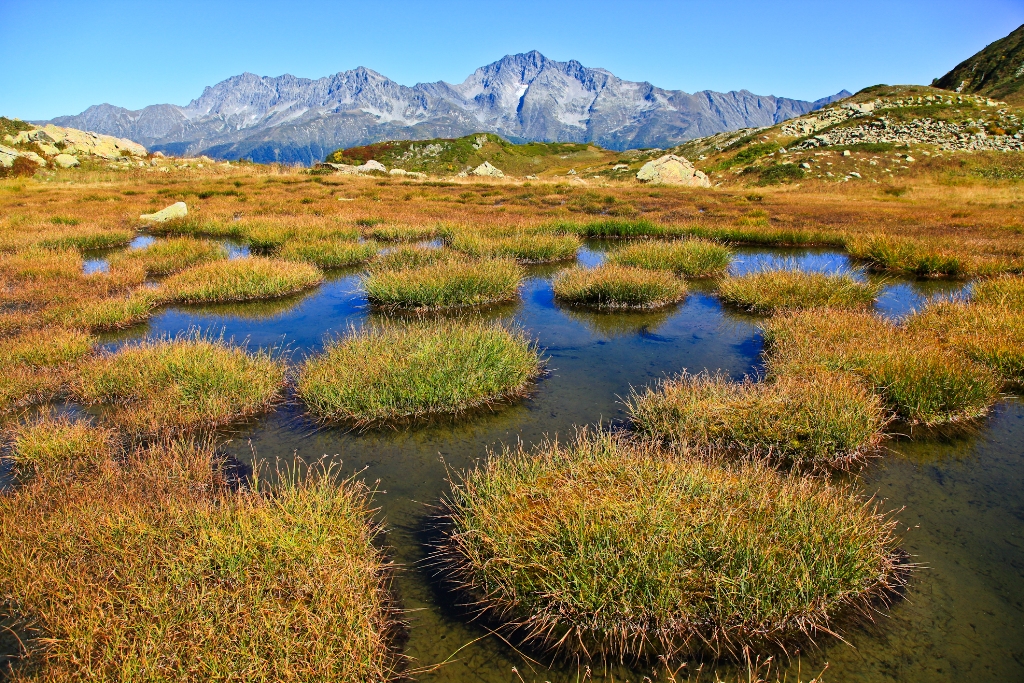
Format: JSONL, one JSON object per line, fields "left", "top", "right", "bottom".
{"left": 3, "top": 0, "right": 1023, "bottom": 120}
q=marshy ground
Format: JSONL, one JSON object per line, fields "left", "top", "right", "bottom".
{"left": 0, "top": 160, "right": 1023, "bottom": 682}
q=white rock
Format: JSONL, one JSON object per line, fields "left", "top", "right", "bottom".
{"left": 612, "top": 164, "right": 629, "bottom": 170}
{"left": 0, "top": 145, "right": 19, "bottom": 167}
{"left": 470, "top": 161, "right": 504, "bottom": 177}
{"left": 567, "top": 168, "right": 577, "bottom": 175}
{"left": 152, "top": 151, "right": 166, "bottom": 158}
{"left": 842, "top": 150, "right": 852, "bottom": 157}
{"left": 140, "top": 202, "right": 187, "bottom": 223}
{"left": 799, "top": 162, "right": 812, "bottom": 169}
{"left": 53, "top": 153, "right": 80, "bottom": 168}
{"left": 850, "top": 171, "right": 862, "bottom": 178}
{"left": 905, "top": 156, "right": 915, "bottom": 162}
{"left": 360, "top": 160, "right": 386, "bottom": 173}
{"left": 635, "top": 154, "right": 710, "bottom": 187}
{"left": 388, "top": 168, "right": 427, "bottom": 178}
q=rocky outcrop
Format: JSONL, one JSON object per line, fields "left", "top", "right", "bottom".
{"left": 42, "top": 52, "right": 848, "bottom": 164}
{"left": 636, "top": 154, "right": 710, "bottom": 187}
{"left": 318, "top": 159, "right": 387, "bottom": 174}
{"left": 470, "top": 161, "right": 504, "bottom": 177}
{"left": 1, "top": 121, "right": 147, "bottom": 172}
{"left": 140, "top": 202, "right": 187, "bottom": 223}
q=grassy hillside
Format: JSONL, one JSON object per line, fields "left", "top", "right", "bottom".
{"left": 325, "top": 133, "right": 647, "bottom": 177}
{"left": 935, "top": 24, "right": 1024, "bottom": 104}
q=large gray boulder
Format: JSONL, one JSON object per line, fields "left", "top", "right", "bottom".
{"left": 53, "top": 153, "right": 80, "bottom": 168}
{"left": 636, "top": 154, "right": 710, "bottom": 187}
{"left": 140, "top": 202, "right": 187, "bottom": 223}
{"left": 470, "top": 161, "right": 504, "bottom": 177}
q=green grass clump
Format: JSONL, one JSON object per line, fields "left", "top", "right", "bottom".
{"left": 160, "top": 257, "right": 323, "bottom": 304}
{"left": 0, "top": 328, "right": 95, "bottom": 414}
{"left": 551, "top": 219, "right": 679, "bottom": 238}
{"left": 718, "top": 269, "right": 880, "bottom": 313}
{"left": 299, "top": 320, "right": 541, "bottom": 425}
{"left": 844, "top": 234, "right": 1011, "bottom": 277}
{"left": 629, "top": 371, "right": 886, "bottom": 466}
{"left": 279, "top": 239, "right": 379, "bottom": 269}
{"left": 552, "top": 264, "right": 687, "bottom": 309}
{"left": 363, "top": 259, "right": 523, "bottom": 310}
{"left": 763, "top": 309, "right": 1000, "bottom": 424}
{"left": 73, "top": 337, "right": 286, "bottom": 436}
{"left": 239, "top": 220, "right": 294, "bottom": 252}
{"left": 6, "top": 414, "right": 115, "bottom": 479}
{"left": 368, "top": 245, "right": 457, "bottom": 272}
{"left": 450, "top": 232, "right": 581, "bottom": 263}
{"left": 44, "top": 292, "right": 157, "bottom": 331}
{"left": 908, "top": 299, "right": 1024, "bottom": 386}
{"left": 369, "top": 224, "right": 438, "bottom": 241}
{"left": 36, "top": 226, "right": 134, "bottom": 251}
{"left": 0, "top": 440, "right": 399, "bottom": 682}
{"left": 144, "top": 216, "right": 245, "bottom": 240}
{"left": 439, "top": 430, "right": 905, "bottom": 660}
{"left": 971, "top": 273, "right": 1024, "bottom": 309}
{"left": 607, "top": 239, "right": 732, "bottom": 277}
{"left": 109, "top": 237, "right": 227, "bottom": 275}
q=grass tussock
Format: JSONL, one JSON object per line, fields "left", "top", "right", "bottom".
{"left": 72, "top": 336, "right": 285, "bottom": 437}
{"left": 971, "top": 273, "right": 1024, "bottom": 310}
{"left": 763, "top": 309, "right": 1000, "bottom": 424}
{"left": 607, "top": 239, "right": 732, "bottom": 277}
{"left": 0, "top": 328, "right": 95, "bottom": 415}
{"left": 0, "top": 440, "right": 400, "bottom": 682}
{"left": 363, "top": 258, "right": 523, "bottom": 310}
{"left": 908, "top": 299, "right": 1024, "bottom": 386}
{"left": 160, "top": 257, "right": 323, "bottom": 304}
{"left": 450, "top": 232, "right": 581, "bottom": 263}
{"left": 367, "top": 245, "right": 457, "bottom": 272}
{"left": 299, "top": 319, "right": 542, "bottom": 425}
{"left": 553, "top": 264, "right": 687, "bottom": 309}
{"left": 845, "top": 234, "right": 1012, "bottom": 277}
{"left": 628, "top": 371, "right": 887, "bottom": 466}
{"left": 438, "top": 430, "right": 906, "bottom": 661}
{"left": 43, "top": 291, "right": 157, "bottom": 331}
{"left": 279, "top": 239, "right": 379, "bottom": 269}
{"left": 5, "top": 414, "right": 116, "bottom": 480}
{"left": 552, "top": 219, "right": 681, "bottom": 239}
{"left": 35, "top": 225, "right": 134, "bottom": 252}
{"left": 718, "top": 270, "right": 880, "bottom": 313}
{"left": 369, "top": 223, "right": 438, "bottom": 242}
{"left": 109, "top": 237, "right": 227, "bottom": 275}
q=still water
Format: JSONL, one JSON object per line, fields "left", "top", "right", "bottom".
{"left": 90, "top": 242, "right": 1020, "bottom": 681}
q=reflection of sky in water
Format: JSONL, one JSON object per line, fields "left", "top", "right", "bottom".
{"left": 129, "top": 235, "right": 156, "bottom": 249}
{"left": 73, "top": 240, "right": 1024, "bottom": 682}
{"left": 82, "top": 259, "right": 108, "bottom": 274}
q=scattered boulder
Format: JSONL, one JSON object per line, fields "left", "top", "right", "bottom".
{"left": 470, "top": 161, "right": 504, "bottom": 177}
{"left": 361, "top": 160, "right": 386, "bottom": 173}
{"left": 140, "top": 202, "right": 188, "bottom": 223}
{"left": 53, "top": 154, "right": 80, "bottom": 168}
{"left": 388, "top": 168, "right": 427, "bottom": 178}
{"left": 636, "top": 154, "right": 710, "bottom": 187}
{"left": 0, "top": 145, "right": 19, "bottom": 168}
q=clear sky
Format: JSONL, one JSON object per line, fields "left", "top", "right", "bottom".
{"left": 3, "top": 0, "right": 1023, "bottom": 120}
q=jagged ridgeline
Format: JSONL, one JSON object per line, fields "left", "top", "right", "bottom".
{"left": 935, "top": 24, "right": 1024, "bottom": 104}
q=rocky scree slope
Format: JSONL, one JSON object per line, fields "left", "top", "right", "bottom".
{"left": 935, "top": 23, "right": 1024, "bottom": 104}
{"left": 41, "top": 51, "right": 848, "bottom": 165}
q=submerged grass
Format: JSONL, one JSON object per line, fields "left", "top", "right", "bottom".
{"left": 718, "top": 270, "right": 881, "bottom": 313}
{"left": 628, "top": 371, "right": 887, "bottom": 467}
{"left": 438, "top": 430, "right": 905, "bottom": 661}
{"left": 0, "top": 439, "right": 400, "bottom": 682}
{"left": 763, "top": 309, "right": 1000, "bottom": 424}
{"left": 72, "top": 336, "right": 285, "bottom": 437}
{"left": 363, "top": 258, "right": 523, "bottom": 309}
{"left": 160, "top": 257, "right": 323, "bottom": 303}
{"left": 553, "top": 264, "right": 687, "bottom": 309}
{"left": 607, "top": 239, "right": 732, "bottom": 277}
{"left": 299, "top": 319, "right": 542, "bottom": 425}
{"left": 108, "top": 237, "right": 227, "bottom": 275}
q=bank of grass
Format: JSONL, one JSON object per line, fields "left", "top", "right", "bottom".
{"left": 43, "top": 291, "right": 158, "bottom": 331}
{"left": 438, "top": 430, "right": 905, "bottom": 661}
{"left": 369, "top": 223, "right": 438, "bottom": 241}
{"left": 553, "top": 264, "right": 687, "bottom": 309}
{"left": 363, "top": 258, "right": 523, "bottom": 309}
{"left": 72, "top": 337, "right": 285, "bottom": 437}
{"left": 551, "top": 219, "right": 680, "bottom": 238}
{"left": 5, "top": 414, "right": 116, "bottom": 479}
{"left": 450, "top": 232, "right": 581, "bottom": 263}
{"left": 908, "top": 299, "right": 1024, "bottom": 386}
{"left": 0, "top": 439, "right": 400, "bottom": 682}
{"left": 160, "top": 257, "right": 323, "bottom": 304}
{"left": 368, "top": 245, "right": 457, "bottom": 272}
{"left": 845, "top": 234, "right": 1014, "bottom": 277}
{"left": 971, "top": 273, "right": 1024, "bottom": 309}
{"left": 279, "top": 238, "right": 379, "bottom": 269}
{"left": 763, "top": 309, "right": 1000, "bottom": 424}
{"left": 0, "top": 328, "right": 95, "bottom": 415}
{"left": 628, "top": 371, "right": 887, "bottom": 467}
{"left": 299, "top": 319, "right": 542, "bottom": 425}
{"left": 718, "top": 269, "right": 881, "bottom": 313}
{"left": 36, "top": 225, "right": 134, "bottom": 252}
{"left": 607, "top": 239, "right": 732, "bottom": 277}
{"left": 109, "top": 237, "right": 227, "bottom": 275}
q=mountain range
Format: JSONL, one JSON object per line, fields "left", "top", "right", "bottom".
{"left": 42, "top": 51, "right": 850, "bottom": 165}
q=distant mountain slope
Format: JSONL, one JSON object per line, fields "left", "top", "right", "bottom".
{"left": 935, "top": 24, "right": 1024, "bottom": 103}
{"left": 42, "top": 51, "right": 849, "bottom": 164}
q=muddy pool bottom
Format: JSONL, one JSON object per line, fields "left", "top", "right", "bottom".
{"left": 18, "top": 245, "right": 1024, "bottom": 680}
